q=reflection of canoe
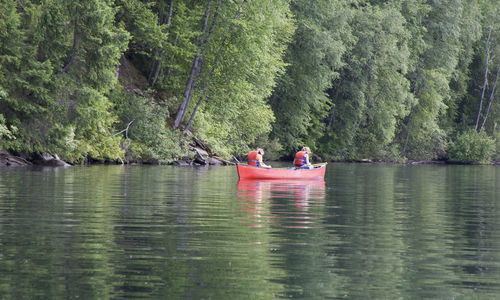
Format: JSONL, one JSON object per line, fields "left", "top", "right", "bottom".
{"left": 237, "top": 179, "right": 326, "bottom": 220}
{"left": 237, "top": 179, "right": 325, "bottom": 195}
{"left": 238, "top": 179, "right": 326, "bottom": 189}
{"left": 236, "top": 163, "right": 327, "bottom": 180}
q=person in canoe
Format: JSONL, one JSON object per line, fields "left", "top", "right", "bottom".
{"left": 247, "top": 148, "right": 272, "bottom": 168}
{"left": 294, "top": 147, "right": 312, "bottom": 169}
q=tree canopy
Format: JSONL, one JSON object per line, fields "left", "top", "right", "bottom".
{"left": 0, "top": 0, "right": 498, "bottom": 164}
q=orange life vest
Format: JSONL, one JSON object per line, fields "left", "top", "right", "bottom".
{"left": 294, "top": 151, "right": 308, "bottom": 167}
{"left": 247, "top": 151, "right": 261, "bottom": 167}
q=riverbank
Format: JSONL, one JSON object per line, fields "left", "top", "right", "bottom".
{"left": 0, "top": 140, "right": 235, "bottom": 168}
{"left": 2, "top": 148, "right": 498, "bottom": 169}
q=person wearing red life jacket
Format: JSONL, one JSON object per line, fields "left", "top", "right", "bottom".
{"left": 294, "top": 147, "right": 312, "bottom": 169}
{"left": 247, "top": 148, "right": 271, "bottom": 168}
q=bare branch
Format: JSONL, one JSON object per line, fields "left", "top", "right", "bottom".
{"left": 113, "top": 119, "right": 135, "bottom": 138}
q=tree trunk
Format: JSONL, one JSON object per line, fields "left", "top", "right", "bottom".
{"left": 476, "top": 28, "right": 492, "bottom": 131}
{"left": 174, "top": 0, "right": 214, "bottom": 129}
{"left": 148, "top": 0, "right": 174, "bottom": 86}
{"left": 165, "top": 0, "right": 174, "bottom": 30}
{"left": 184, "top": 84, "right": 209, "bottom": 133}
{"left": 402, "top": 88, "right": 418, "bottom": 155}
{"left": 58, "top": 22, "right": 78, "bottom": 76}
{"left": 148, "top": 49, "right": 159, "bottom": 83}
{"left": 150, "top": 58, "right": 162, "bottom": 86}
{"left": 479, "top": 65, "right": 500, "bottom": 133}
{"left": 174, "top": 54, "right": 204, "bottom": 129}
{"left": 184, "top": 0, "right": 246, "bottom": 133}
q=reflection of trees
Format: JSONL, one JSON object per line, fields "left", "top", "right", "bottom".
{"left": 325, "top": 164, "right": 500, "bottom": 299}
{"left": 0, "top": 167, "right": 120, "bottom": 299}
{"left": 327, "top": 164, "right": 469, "bottom": 298}
{"left": 445, "top": 166, "right": 500, "bottom": 298}
{"left": 398, "top": 166, "right": 461, "bottom": 299}
{"left": 1, "top": 165, "right": 500, "bottom": 298}
{"left": 324, "top": 164, "right": 408, "bottom": 299}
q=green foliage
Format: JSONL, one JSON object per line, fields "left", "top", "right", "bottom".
{"left": 270, "top": 0, "right": 350, "bottom": 155}
{"left": 53, "top": 0, "right": 129, "bottom": 162}
{"left": 397, "top": 0, "right": 481, "bottom": 160}
{"left": 0, "top": 114, "right": 15, "bottom": 141}
{"left": 461, "top": 1, "right": 500, "bottom": 134}
{"left": 0, "top": 1, "right": 58, "bottom": 153}
{"left": 0, "top": 0, "right": 130, "bottom": 162}
{"left": 153, "top": 1, "right": 203, "bottom": 96}
{"left": 111, "top": 87, "right": 189, "bottom": 163}
{"left": 115, "top": 0, "right": 166, "bottom": 54}
{"left": 444, "top": 1, "right": 482, "bottom": 130}
{"left": 0, "top": 90, "right": 15, "bottom": 141}
{"left": 0, "top": 0, "right": 23, "bottom": 74}
{"left": 60, "top": 88, "right": 123, "bottom": 163}
{"left": 447, "top": 129, "right": 495, "bottom": 164}
{"left": 324, "top": 3, "right": 411, "bottom": 160}
{"left": 64, "top": 0, "right": 130, "bottom": 90}
{"left": 251, "top": 135, "right": 283, "bottom": 161}
{"left": 400, "top": 69, "right": 449, "bottom": 160}
{"left": 0, "top": 0, "right": 499, "bottom": 164}
{"left": 193, "top": 101, "right": 275, "bottom": 159}
{"left": 186, "top": 0, "right": 295, "bottom": 158}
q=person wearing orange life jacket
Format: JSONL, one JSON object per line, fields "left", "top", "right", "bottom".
{"left": 247, "top": 148, "right": 271, "bottom": 168}
{"left": 294, "top": 147, "right": 312, "bottom": 169}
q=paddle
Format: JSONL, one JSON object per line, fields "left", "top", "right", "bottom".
{"left": 312, "top": 162, "right": 328, "bottom": 167}
{"left": 276, "top": 162, "right": 327, "bottom": 169}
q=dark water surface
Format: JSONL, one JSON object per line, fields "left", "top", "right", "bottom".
{"left": 0, "top": 164, "right": 498, "bottom": 299}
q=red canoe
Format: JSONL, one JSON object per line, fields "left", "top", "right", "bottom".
{"left": 236, "top": 163, "right": 327, "bottom": 180}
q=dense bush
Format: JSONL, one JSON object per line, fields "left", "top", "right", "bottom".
{"left": 111, "top": 88, "right": 189, "bottom": 164}
{"left": 447, "top": 130, "right": 495, "bottom": 164}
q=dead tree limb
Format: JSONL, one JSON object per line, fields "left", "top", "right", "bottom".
{"left": 113, "top": 119, "right": 135, "bottom": 138}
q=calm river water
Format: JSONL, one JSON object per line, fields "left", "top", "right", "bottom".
{"left": 0, "top": 163, "right": 498, "bottom": 299}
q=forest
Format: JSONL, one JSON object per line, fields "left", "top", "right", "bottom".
{"left": 0, "top": 0, "right": 499, "bottom": 164}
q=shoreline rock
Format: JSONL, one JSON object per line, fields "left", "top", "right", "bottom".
{"left": 0, "top": 150, "right": 32, "bottom": 167}
{"left": 0, "top": 150, "right": 70, "bottom": 168}
{"left": 172, "top": 146, "right": 236, "bottom": 166}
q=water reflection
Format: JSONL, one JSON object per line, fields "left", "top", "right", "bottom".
{"left": 1, "top": 165, "right": 499, "bottom": 299}
{"left": 237, "top": 179, "right": 326, "bottom": 229}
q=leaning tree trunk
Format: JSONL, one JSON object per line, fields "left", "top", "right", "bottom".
{"left": 173, "top": 0, "right": 213, "bottom": 129}
{"left": 479, "top": 65, "right": 500, "bottom": 133}
{"left": 184, "top": 0, "right": 244, "bottom": 133}
{"left": 174, "top": 55, "right": 204, "bottom": 129}
{"left": 58, "top": 21, "right": 78, "bottom": 76}
{"left": 476, "top": 28, "right": 492, "bottom": 131}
